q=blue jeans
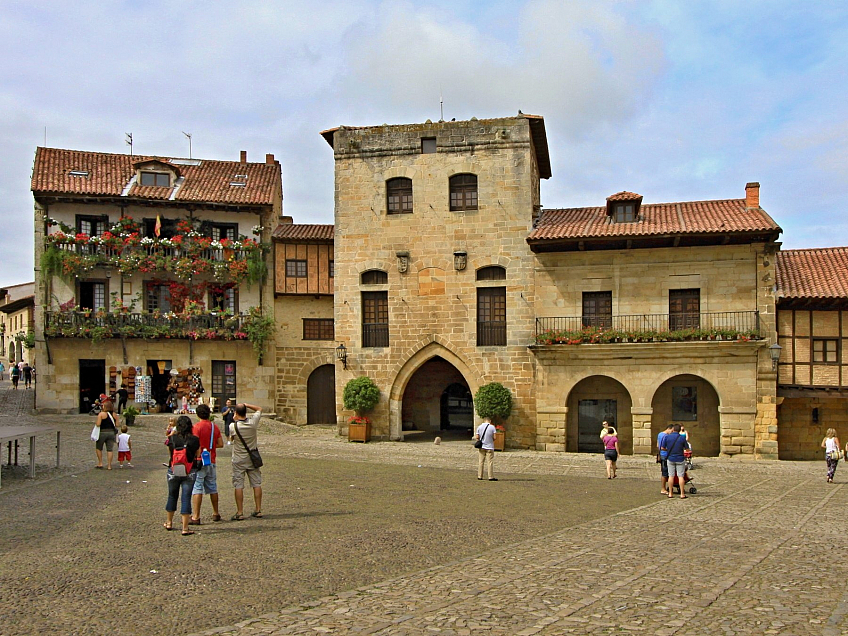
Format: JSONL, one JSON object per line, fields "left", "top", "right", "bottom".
{"left": 166, "top": 470, "right": 197, "bottom": 514}
{"left": 192, "top": 464, "right": 218, "bottom": 495}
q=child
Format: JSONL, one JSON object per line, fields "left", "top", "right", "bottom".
{"left": 163, "top": 416, "right": 176, "bottom": 467}
{"left": 117, "top": 425, "right": 133, "bottom": 468}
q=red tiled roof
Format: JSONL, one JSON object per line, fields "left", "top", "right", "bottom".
{"left": 776, "top": 248, "right": 848, "bottom": 300}
{"left": 528, "top": 198, "right": 781, "bottom": 241}
{"left": 607, "top": 191, "right": 642, "bottom": 202}
{"left": 272, "top": 223, "right": 334, "bottom": 242}
{"left": 31, "top": 148, "right": 280, "bottom": 206}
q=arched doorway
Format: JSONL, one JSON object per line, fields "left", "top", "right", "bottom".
{"left": 650, "top": 374, "right": 720, "bottom": 456}
{"left": 401, "top": 356, "right": 471, "bottom": 441}
{"left": 566, "top": 376, "right": 633, "bottom": 454}
{"left": 307, "top": 364, "right": 336, "bottom": 424}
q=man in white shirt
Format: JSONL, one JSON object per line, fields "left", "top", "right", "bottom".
{"left": 474, "top": 418, "right": 498, "bottom": 481}
{"left": 229, "top": 403, "right": 264, "bottom": 520}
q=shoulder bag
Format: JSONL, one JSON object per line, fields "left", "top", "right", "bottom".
{"left": 234, "top": 421, "right": 263, "bottom": 468}
{"left": 474, "top": 424, "right": 490, "bottom": 449}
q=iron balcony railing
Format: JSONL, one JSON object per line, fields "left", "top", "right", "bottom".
{"left": 535, "top": 311, "right": 761, "bottom": 343}
{"left": 362, "top": 323, "right": 389, "bottom": 348}
{"left": 50, "top": 241, "right": 251, "bottom": 262}
{"left": 44, "top": 310, "right": 251, "bottom": 341}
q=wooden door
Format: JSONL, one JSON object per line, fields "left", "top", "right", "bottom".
{"left": 307, "top": 365, "right": 336, "bottom": 424}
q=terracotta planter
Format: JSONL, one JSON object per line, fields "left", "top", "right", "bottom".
{"left": 493, "top": 431, "right": 505, "bottom": 451}
{"left": 348, "top": 422, "right": 371, "bottom": 443}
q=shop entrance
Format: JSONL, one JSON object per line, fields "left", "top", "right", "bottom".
{"left": 211, "top": 360, "right": 237, "bottom": 410}
{"left": 146, "top": 359, "right": 173, "bottom": 411}
{"left": 79, "top": 359, "right": 105, "bottom": 414}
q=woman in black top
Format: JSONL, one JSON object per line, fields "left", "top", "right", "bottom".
{"left": 165, "top": 416, "right": 200, "bottom": 535}
{"left": 94, "top": 400, "right": 120, "bottom": 470}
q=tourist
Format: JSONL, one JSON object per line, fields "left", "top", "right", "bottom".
{"left": 221, "top": 398, "right": 235, "bottom": 437}
{"left": 22, "top": 362, "right": 32, "bottom": 389}
{"left": 0, "top": 360, "right": 5, "bottom": 380}
{"left": 116, "top": 385, "right": 128, "bottom": 414}
{"left": 474, "top": 417, "right": 497, "bottom": 481}
{"left": 94, "top": 400, "right": 119, "bottom": 470}
{"left": 165, "top": 416, "right": 200, "bottom": 535}
{"left": 117, "top": 424, "right": 133, "bottom": 468}
{"left": 822, "top": 428, "right": 842, "bottom": 483}
{"left": 229, "top": 403, "right": 264, "bottom": 520}
{"left": 657, "top": 423, "right": 674, "bottom": 495}
{"left": 190, "top": 404, "right": 223, "bottom": 524}
{"left": 602, "top": 423, "right": 619, "bottom": 479}
{"left": 10, "top": 363, "right": 19, "bottom": 389}
{"left": 662, "top": 424, "right": 688, "bottom": 499}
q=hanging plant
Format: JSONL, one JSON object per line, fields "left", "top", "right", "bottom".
{"left": 243, "top": 306, "right": 274, "bottom": 364}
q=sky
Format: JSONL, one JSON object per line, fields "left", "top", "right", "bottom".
{"left": 2, "top": 0, "right": 847, "bottom": 287}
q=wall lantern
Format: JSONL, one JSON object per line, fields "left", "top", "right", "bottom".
{"left": 768, "top": 343, "right": 782, "bottom": 370}
{"left": 396, "top": 251, "right": 410, "bottom": 274}
{"left": 336, "top": 343, "right": 348, "bottom": 369}
{"left": 453, "top": 251, "right": 467, "bottom": 271}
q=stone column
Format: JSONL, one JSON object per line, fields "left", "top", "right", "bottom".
{"left": 631, "top": 406, "right": 653, "bottom": 455}
{"left": 536, "top": 406, "right": 567, "bottom": 451}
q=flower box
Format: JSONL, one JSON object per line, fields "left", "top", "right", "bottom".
{"left": 493, "top": 431, "right": 505, "bottom": 451}
{"left": 348, "top": 422, "right": 371, "bottom": 443}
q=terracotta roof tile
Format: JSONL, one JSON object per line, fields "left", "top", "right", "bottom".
{"left": 776, "top": 248, "right": 848, "bottom": 300}
{"left": 607, "top": 191, "right": 642, "bottom": 201}
{"left": 272, "top": 223, "right": 334, "bottom": 242}
{"left": 528, "top": 198, "right": 781, "bottom": 241}
{"left": 31, "top": 148, "right": 280, "bottom": 206}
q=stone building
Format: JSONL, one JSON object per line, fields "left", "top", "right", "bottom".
{"left": 1, "top": 282, "right": 35, "bottom": 364}
{"left": 775, "top": 248, "right": 848, "bottom": 459}
{"left": 31, "top": 148, "right": 280, "bottom": 413}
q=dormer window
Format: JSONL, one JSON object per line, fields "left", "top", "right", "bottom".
{"left": 614, "top": 204, "right": 636, "bottom": 223}
{"left": 140, "top": 171, "right": 170, "bottom": 187}
{"left": 606, "top": 191, "right": 643, "bottom": 224}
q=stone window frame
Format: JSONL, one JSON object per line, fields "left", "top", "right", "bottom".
{"left": 476, "top": 265, "right": 506, "bottom": 281}
{"left": 449, "top": 173, "right": 478, "bottom": 211}
{"left": 387, "top": 177, "right": 413, "bottom": 214}
{"left": 362, "top": 291, "right": 389, "bottom": 348}
{"left": 476, "top": 286, "right": 506, "bottom": 346}
{"left": 360, "top": 269, "right": 388, "bottom": 285}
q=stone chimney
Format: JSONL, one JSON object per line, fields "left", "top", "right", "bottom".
{"left": 745, "top": 182, "right": 760, "bottom": 208}
{"left": 240, "top": 150, "right": 247, "bottom": 163}
{"left": 281, "top": 215, "right": 293, "bottom": 224}
{"left": 266, "top": 153, "right": 275, "bottom": 165}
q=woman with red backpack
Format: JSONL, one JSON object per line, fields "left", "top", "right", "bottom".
{"left": 165, "top": 416, "right": 200, "bottom": 535}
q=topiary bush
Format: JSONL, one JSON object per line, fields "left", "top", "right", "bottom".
{"left": 474, "top": 382, "right": 513, "bottom": 422}
{"left": 343, "top": 376, "right": 380, "bottom": 414}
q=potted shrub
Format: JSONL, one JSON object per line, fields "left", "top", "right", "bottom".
{"left": 343, "top": 376, "right": 380, "bottom": 442}
{"left": 122, "top": 404, "right": 140, "bottom": 426}
{"left": 474, "top": 382, "right": 513, "bottom": 451}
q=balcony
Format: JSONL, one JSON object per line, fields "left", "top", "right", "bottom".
{"left": 44, "top": 310, "right": 251, "bottom": 342}
{"left": 535, "top": 311, "right": 761, "bottom": 345}
{"left": 49, "top": 240, "right": 253, "bottom": 263}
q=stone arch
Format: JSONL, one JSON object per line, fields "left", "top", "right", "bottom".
{"left": 650, "top": 373, "right": 721, "bottom": 457}
{"left": 275, "top": 351, "right": 336, "bottom": 425}
{"left": 646, "top": 370, "right": 722, "bottom": 408}
{"left": 565, "top": 375, "right": 634, "bottom": 454}
{"left": 388, "top": 338, "right": 482, "bottom": 441}
{"left": 468, "top": 254, "right": 512, "bottom": 273}
{"left": 355, "top": 259, "right": 394, "bottom": 276}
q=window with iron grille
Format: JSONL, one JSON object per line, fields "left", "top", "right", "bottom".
{"left": 303, "top": 318, "right": 335, "bottom": 340}
{"left": 286, "top": 259, "right": 307, "bottom": 278}
{"left": 669, "top": 289, "right": 700, "bottom": 330}
{"left": 813, "top": 339, "right": 839, "bottom": 363}
{"left": 476, "top": 266, "right": 506, "bottom": 281}
{"left": 477, "top": 287, "right": 506, "bottom": 346}
{"left": 360, "top": 270, "right": 388, "bottom": 285}
{"left": 362, "top": 291, "right": 389, "bottom": 347}
{"left": 449, "top": 174, "right": 478, "bottom": 211}
{"left": 582, "top": 291, "right": 612, "bottom": 329}
{"left": 387, "top": 178, "right": 413, "bottom": 214}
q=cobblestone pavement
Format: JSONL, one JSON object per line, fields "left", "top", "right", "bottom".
{"left": 2, "top": 379, "right": 848, "bottom": 635}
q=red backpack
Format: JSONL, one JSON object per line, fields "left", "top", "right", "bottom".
{"left": 170, "top": 438, "right": 193, "bottom": 477}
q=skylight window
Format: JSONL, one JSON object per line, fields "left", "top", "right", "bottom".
{"left": 229, "top": 182, "right": 247, "bottom": 187}
{"left": 69, "top": 170, "right": 90, "bottom": 177}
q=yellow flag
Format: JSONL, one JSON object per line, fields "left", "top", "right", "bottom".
{"left": 154, "top": 215, "right": 161, "bottom": 237}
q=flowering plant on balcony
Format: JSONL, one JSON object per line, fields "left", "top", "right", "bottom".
{"left": 348, "top": 415, "right": 371, "bottom": 425}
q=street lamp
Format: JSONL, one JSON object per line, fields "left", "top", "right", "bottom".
{"left": 335, "top": 343, "right": 348, "bottom": 370}
{"left": 768, "top": 343, "right": 782, "bottom": 370}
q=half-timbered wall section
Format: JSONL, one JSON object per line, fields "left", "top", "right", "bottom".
{"left": 776, "top": 309, "right": 848, "bottom": 388}
{"left": 273, "top": 222, "right": 334, "bottom": 296}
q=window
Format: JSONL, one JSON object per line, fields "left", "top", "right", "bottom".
{"left": 421, "top": 137, "right": 436, "bottom": 154}
{"left": 360, "top": 270, "right": 388, "bottom": 285}
{"left": 145, "top": 283, "right": 172, "bottom": 312}
{"left": 387, "top": 178, "right": 413, "bottom": 214}
{"left": 582, "top": 291, "right": 612, "bottom": 329}
{"left": 143, "top": 218, "right": 177, "bottom": 239}
{"left": 476, "top": 266, "right": 506, "bottom": 281}
{"left": 362, "top": 291, "right": 389, "bottom": 347}
{"left": 329, "top": 260, "right": 335, "bottom": 278}
{"left": 76, "top": 215, "right": 108, "bottom": 237}
{"left": 209, "top": 287, "right": 237, "bottom": 314}
{"left": 814, "top": 339, "right": 839, "bottom": 363}
{"left": 211, "top": 360, "right": 236, "bottom": 403}
{"left": 669, "top": 289, "right": 700, "bottom": 330}
{"left": 286, "top": 259, "right": 307, "bottom": 278}
{"left": 672, "top": 386, "right": 697, "bottom": 421}
{"left": 477, "top": 287, "right": 506, "bottom": 346}
{"left": 209, "top": 223, "right": 237, "bottom": 241}
{"left": 78, "top": 281, "right": 106, "bottom": 311}
{"left": 450, "top": 174, "right": 478, "bottom": 211}
{"left": 303, "top": 318, "right": 335, "bottom": 340}
{"left": 613, "top": 203, "right": 637, "bottom": 223}
{"left": 140, "top": 171, "right": 170, "bottom": 187}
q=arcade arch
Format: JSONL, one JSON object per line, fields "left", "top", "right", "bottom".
{"left": 566, "top": 376, "right": 633, "bottom": 454}
{"left": 650, "top": 374, "right": 720, "bottom": 457}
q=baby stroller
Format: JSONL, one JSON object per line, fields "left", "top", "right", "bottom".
{"left": 671, "top": 471, "right": 696, "bottom": 495}
{"left": 684, "top": 446, "right": 693, "bottom": 471}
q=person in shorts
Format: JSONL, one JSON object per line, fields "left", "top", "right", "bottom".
{"left": 229, "top": 403, "right": 263, "bottom": 520}
{"left": 190, "top": 404, "right": 223, "bottom": 524}
{"left": 662, "top": 424, "right": 689, "bottom": 499}
{"left": 657, "top": 423, "right": 674, "bottom": 495}
{"left": 117, "top": 424, "right": 133, "bottom": 468}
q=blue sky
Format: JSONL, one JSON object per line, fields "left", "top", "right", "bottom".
{"left": 2, "top": 0, "right": 847, "bottom": 286}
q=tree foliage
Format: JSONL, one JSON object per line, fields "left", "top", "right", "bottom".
{"left": 343, "top": 376, "right": 380, "bottom": 413}
{"left": 474, "top": 382, "right": 513, "bottom": 421}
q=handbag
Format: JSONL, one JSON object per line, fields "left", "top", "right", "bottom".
{"left": 473, "top": 424, "right": 490, "bottom": 449}
{"left": 90, "top": 425, "right": 100, "bottom": 442}
{"left": 829, "top": 448, "right": 844, "bottom": 461}
{"left": 234, "top": 421, "right": 263, "bottom": 468}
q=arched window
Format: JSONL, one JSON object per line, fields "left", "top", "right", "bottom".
{"left": 476, "top": 266, "right": 506, "bottom": 281}
{"left": 387, "top": 177, "right": 413, "bottom": 214}
{"left": 360, "top": 270, "right": 388, "bottom": 285}
{"left": 449, "top": 174, "right": 478, "bottom": 211}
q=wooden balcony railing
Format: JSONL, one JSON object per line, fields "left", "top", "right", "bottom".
{"left": 50, "top": 241, "right": 250, "bottom": 263}
{"left": 44, "top": 310, "right": 251, "bottom": 342}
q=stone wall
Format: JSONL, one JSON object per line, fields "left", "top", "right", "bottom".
{"left": 778, "top": 396, "right": 848, "bottom": 460}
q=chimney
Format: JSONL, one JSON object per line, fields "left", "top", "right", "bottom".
{"left": 240, "top": 150, "right": 247, "bottom": 163}
{"left": 745, "top": 182, "right": 760, "bottom": 208}
{"left": 281, "top": 215, "right": 293, "bottom": 224}
{"left": 265, "top": 153, "right": 275, "bottom": 165}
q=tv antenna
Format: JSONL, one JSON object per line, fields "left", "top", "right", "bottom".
{"left": 125, "top": 132, "right": 133, "bottom": 157}
{"left": 182, "top": 131, "right": 192, "bottom": 158}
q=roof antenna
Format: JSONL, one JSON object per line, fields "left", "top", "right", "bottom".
{"left": 439, "top": 86, "right": 444, "bottom": 122}
{"left": 182, "top": 131, "right": 192, "bottom": 158}
{"left": 125, "top": 132, "right": 133, "bottom": 157}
